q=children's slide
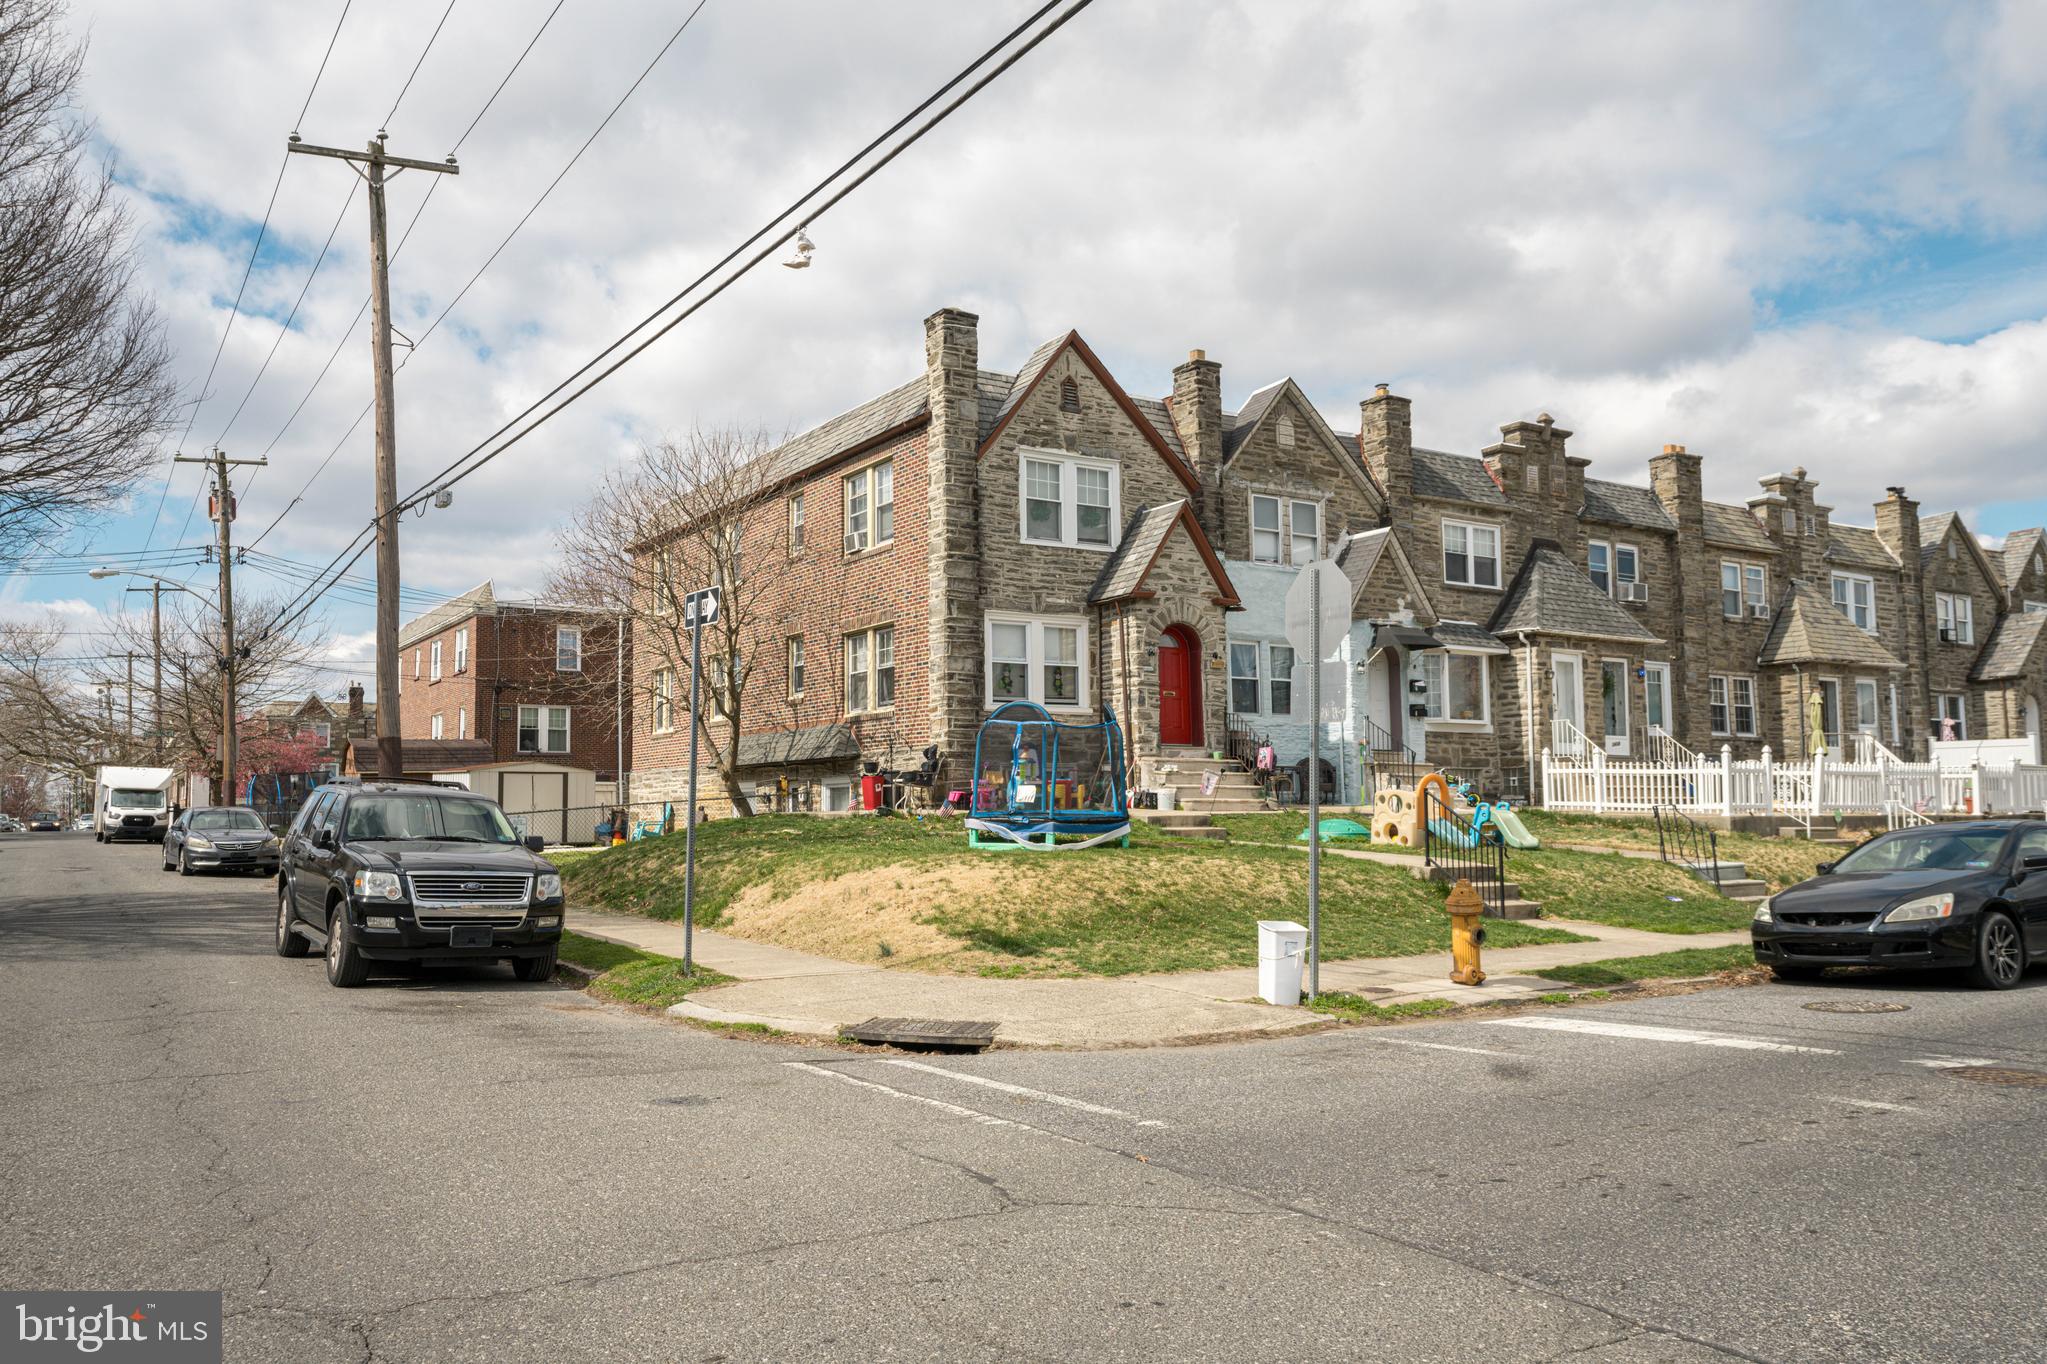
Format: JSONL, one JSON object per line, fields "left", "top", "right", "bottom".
{"left": 1426, "top": 817, "right": 1479, "bottom": 849}
{"left": 1490, "top": 803, "right": 1542, "bottom": 849}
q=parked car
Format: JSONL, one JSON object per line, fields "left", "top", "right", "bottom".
{"left": 27, "top": 812, "right": 61, "bottom": 832}
{"left": 1751, "top": 820, "right": 2047, "bottom": 989}
{"left": 0, "top": 814, "right": 23, "bottom": 833}
{"left": 162, "top": 806, "right": 282, "bottom": 877}
{"left": 275, "top": 780, "right": 565, "bottom": 988}
{"left": 72, "top": 815, "right": 94, "bottom": 832}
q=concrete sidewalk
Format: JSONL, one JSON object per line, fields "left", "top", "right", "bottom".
{"left": 567, "top": 909, "right": 1747, "bottom": 1049}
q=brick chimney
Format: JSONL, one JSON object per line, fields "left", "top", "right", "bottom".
{"left": 1170, "top": 349, "right": 1225, "bottom": 541}
{"left": 1359, "top": 384, "right": 1412, "bottom": 531}
{"left": 923, "top": 307, "right": 982, "bottom": 786}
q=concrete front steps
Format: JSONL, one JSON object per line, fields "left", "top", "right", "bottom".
{"left": 1775, "top": 825, "right": 1861, "bottom": 849}
{"left": 1133, "top": 810, "right": 1228, "bottom": 841}
{"left": 1141, "top": 748, "right": 1272, "bottom": 819}
{"left": 1407, "top": 861, "right": 1543, "bottom": 920}
{"left": 1685, "top": 860, "right": 1770, "bottom": 903}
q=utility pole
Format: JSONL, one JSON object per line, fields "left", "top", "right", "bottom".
{"left": 124, "top": 652, "right": 137, "bottom": 744}
{"left": 124, "top": 580, "right": 189, "bottom": 761}
{"left": 288, "top": 133, "right": 459, "bottom": 782}
{"left": 175, "top": 447, "right": 265, "bottom": 804}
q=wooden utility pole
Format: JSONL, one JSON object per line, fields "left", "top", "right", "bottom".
{"left": 288, "top": 133, "right": 459, "bottom": 782}
{"left": 125, "top": 580, "right": 187, "bottom": 761}
{"left": 175, "top": 447, "right": 265, "bottom": 803}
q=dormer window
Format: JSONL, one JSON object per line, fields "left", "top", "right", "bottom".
{"left": 1275, "top": 415, "right": 1295, "bottom": 448}
{"left": 1059, "top": 377, "right": 1080, "bottom": 413}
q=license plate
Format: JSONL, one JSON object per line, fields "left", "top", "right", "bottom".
{"left": 449, "top": 925, "right": 493, "bottom": 948}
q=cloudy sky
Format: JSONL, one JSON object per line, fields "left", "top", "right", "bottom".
{"left": 10, "top": 0, "right": 2047, "bottom": 687}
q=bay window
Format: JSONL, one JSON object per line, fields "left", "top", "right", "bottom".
{"left": 1442, "top": 520, "right": 1500, "bottom": 589}
{"left": 1020, "top": 452, "right": 1119, "bottom": 550}
{"left": 984, "top": 614, "right": 1088, "bottom": 708}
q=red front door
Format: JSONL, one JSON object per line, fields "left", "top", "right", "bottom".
{"left": 1157, "top": 625, "right": 1201, "bottom": 747}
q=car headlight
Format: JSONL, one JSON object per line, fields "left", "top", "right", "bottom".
{"left": 186, "top": 835, "right": 216, "bottom": 851}
{"left": 537, "top": 873, "right": 563, "bottom": 900}
{"left": 353, "top": 870, "right": 405, "bottom": 901}
{"left": 259, "top": 834, "right": 280, "bottom": 849}
{"left": 534, "top": 914, "right": 562, "bottom": 930}
{"left": 1752, "top": 896, "right": 1773, "bottom": 923}
{"left": 1885, "top": 892, "right": 1954, "bottom": 924}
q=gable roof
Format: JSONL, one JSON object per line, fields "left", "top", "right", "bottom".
{"left": 1919, "top": 509, "right": 2006, "bottom": 590}
{"left": 399, "top": 582, "right": 496, "bottom": 651}
{"left": 1088, "top": 499, "right": 1241, "bottom": 608}
{"left": 1336, "top": 527, "right": 1437, "bottom": 624}
{"left": 1412, "top": 448, "right": 1507, "bottom": 507}
{"left": 1970, "top": 611, "right": 2047, "bottom": 682}
{"left": 1701, "top": 502, "right": 1775, "bottom": 553}
{"left": 1222, "top": 381, "right": 1285, "bottom": 458}
{"left": 1919, "top": 511, "right": 1957, "bottom": 567}
{"left": 2001, "top": 527, "right": 2044, "bottom": 590}
{"left": 1823, "top": 523, "right": 1901, "bottom": 573}
{"left": 1429, "top": 619, "right": 1511, "bottom": 654}
{"left": 1757, "top": 578, "right": 1906, "bottom": 670}
{"left": 1217, "top": 377, "right": 1382, "bottom": 510}
{"left": 1580, "top": 478, "right": 1677, "bottom": 533}
{"left": 1488, "top": 542, "right": 1662, "bottom": 643}
{"left": 976, "top": 331, "right": 1203, "bottom": 500}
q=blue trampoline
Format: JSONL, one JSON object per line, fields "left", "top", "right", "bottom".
{"left": 966, "top": 701, "right": 1130, "bottom": 850}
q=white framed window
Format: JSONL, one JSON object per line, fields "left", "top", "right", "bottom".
{"left": 1588, "top": 541, "right": 1611, "bottom": 595}
{"left": 1420, "top": 651, "right": 1489, "bottom": 726}
{"left": 429, "top": 640, "right": 442, "bottom": 681}
{"left": 1854, "top": 678, "right": 1879, "bottom": 735}
{"left": 1442, "top": 519, "right": 1501, "bottom": 589}
{"left": 1019, "top": 452, "right": 1118, "bottom": 550}
{"left": 652, "top": 668, "right": 674, "bottom": 733}
{"left": 789, "top": 493, "right": 805, "bottom": 552}
{"left": 1935, "top": 593, "right": 1973, "bottom": 644}
{"left": 518, "top": 705, "right": 569, "bottom": 754}
{"left": 843, "top": 458, "right": 894, "bottom": 553}
{"left": 1615, "top": 544, "right": 1640, "bottom": 593}
{"left": 1723, "top": 561, "right": 1768, "bottom": 617}
{"left": 304, "top": 721, "right": 331, "bottom": 746}
{"left": 844, "top": 625, "right": 894, "bottom": 714}
{"left": 1708, "top": 675, "right": 1730, "bottom": 736}
{"left": 430, "top": 713, "right": 444, "bottom": 739}
{"left": 1933, "top": 693, "right": 1967, "bottom": 740}
{"left": 1228, "top": 642, "right": 1260, "bottom": 713}
{"left": 413, "top": 648, "right": 421, "bottom": 679}
{"left": 788, "top": 637, "right": 805, "bottom": 698}
{"left": 1588, "top": 540, "right": 1645, "bottom": 598}
{"left": 556, "top": 626, "right": 583, "bottom": 671}
{"left": 1290, "top": 500, "right": 1321, "bottom": 564}
{"left": 1250, "top": 495, "right": 1282, "bottom": 563}
{"left": 1889, "top": 683, "right": 1901, "bottom": 746}
{"left": 1731, "top": 676, "right": 1757, "bottom": 737}
{"left": 984, "top": 613, "right": 1088, "bottom": 709}
{"left": 1832, "top": 573, "right": 1875, "bottom": 633}
{"left": 458, "top": 707, "right": 467, "bottom": 739}
{"left": 1710, "top": 675, "right": 1756, "bottom": 737}
{"left": 454, "top": 627, "right": 468, "bottom": 674}
{"left": 1268, "top": 644, "right": 1295, "bottom": 716}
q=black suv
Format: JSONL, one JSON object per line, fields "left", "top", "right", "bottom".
{"left": 275, "top": 780, "right": 566, "bottom": 987}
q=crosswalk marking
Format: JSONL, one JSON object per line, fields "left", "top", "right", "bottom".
{"left": 1486, "top": 1016, "right": 1843, "bottom": 1055}
{"left": 1829, "top": 1097, "right": 1917, "bottom": 1112}
{"left": 1903, "top": 1056, "right": 1999, "bottom": 1069}
{"left": 1368, "top": 1037, "right": 1517, "bottom": 1058}
{"left": 783, "top": 1061, "right": 1080, "bottom": 1143}
{"left": 875, "top": 1058, "right": 1167, "bottom": 1126}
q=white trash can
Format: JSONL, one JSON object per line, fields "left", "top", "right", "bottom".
{"left": 1257, "top": 919, "right": 1308, "bottom": 1006}
{"left": 1155, "top": 786, "right": 1177, "bottom": 812}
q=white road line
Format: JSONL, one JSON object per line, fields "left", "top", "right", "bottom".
{"left": 873, "top": 1058, "right": 1168, "bottom": 1127}
{"left": 1367, "top": 1037, "right": 1518, "bottom": 1058}
{"left": 782, "top": 1062, "right": 1078, "bottom": 1143}
{"left": 1904, "top": 1056, "right": 1999, "bottom": 1070}
{"left": 1486, "top": 1016, "right": 1842, "bottom": 1055}
{"left": 1829, "top": 1097, "right": 1918, "bottom": 1113}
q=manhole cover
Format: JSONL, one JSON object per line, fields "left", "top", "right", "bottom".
{"left": 649, "top": 1095, "right": 710, "bottom": 1107}
{"left": 1802, "top": 1001, "right": 1910, "bottom": 1014}
{"left": 1946, "top": 1067, "right": 2047, "bottom": 1088}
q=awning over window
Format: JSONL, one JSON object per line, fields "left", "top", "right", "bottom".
{"left": 1372, "top": 623, "right": 1444, "bottom": 652}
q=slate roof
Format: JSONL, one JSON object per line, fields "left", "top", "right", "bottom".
{"left": 1488, "top": 543, "right": 1662, "bottom": 643}
{"left": 1969, "top": 611, "right": 2047, "bottom": 682}
{"left": 1580, "top": 478, "right": 1677, "bottom": 533}
{"left": 1701, "top": 502, "right": 1776, "bottom": 553}
{"left": 1429, "top": 619, "right": 1511, "bottom": 654}
{"left": 2001, "top": 527, "right": 2043, "bottom": 589}
{"left": 989, "top": 334, "right": 1070, "bottom": 434}
{"left": 399, "top": 582, "right": 496, "bottom": 650}
{"left": 1757, "top": 579, "right": 1906, "bottom": 669}
{"left": 758, "top": 375, "right": 929, "bottom": 491}
{"left": 1090, "top": 501, "right": 1184, "bottom": 603}
{"left": 1412, "top": 448, "right": 1507, "bottom": 506}
{"left": 1336, "top": 527, "right": 1392, "bottom": 598}
{"left": 735, "top": 724, "right": 861, "bottom": 768}
{"left": 1129, "top": 394, "right": 1187, "bottom": 460}
{"left": 1222, "top": 381, "right": 1285, "bottom": 458}
{"left": 1823, "top": 523, "right": 1901, "bottom": 573}
{"left": 1919, "top": 511, "right": 1958, "bottom": 567}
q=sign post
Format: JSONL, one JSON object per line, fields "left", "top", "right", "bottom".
{"left": 680, "top": 584, "right": 722, "bottom": 976}
{"left": 1283, "top": 558, "right": 1350, "bottom": 1000}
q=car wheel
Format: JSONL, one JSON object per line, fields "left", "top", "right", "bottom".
{"left": 1769, "top": 963, "right": 1825, "bottom": 982}
{"left": 177, "top": 847, "right": 192, "bottom": 876}
{"left": 161, "top": 844, "right": 175, "bottom": 872}
{"left": 511, "top": 949, "right": 558, "bottom": 983}
{"left": 1964, "top": 910, "right": 2025, "bottom": 990}
{"left": 325, "top": 905, "right": 369, "bottom": 987}
{"left": 275, "top": 885, "right": 310, "bottom": 958}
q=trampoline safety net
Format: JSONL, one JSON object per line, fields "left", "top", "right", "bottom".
{"left": 966, "top": 701, "right": 1131, "bottom": 849}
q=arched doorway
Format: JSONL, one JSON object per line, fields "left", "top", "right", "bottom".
{"left": 1156, "top": 625, "right": 1202, "bottom": 748}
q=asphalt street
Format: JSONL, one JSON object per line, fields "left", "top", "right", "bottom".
{"left": 3, "top": 829, "right": 2044, "bottom": 1363}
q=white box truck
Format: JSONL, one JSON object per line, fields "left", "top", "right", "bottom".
{"left": 95, "top": 766, "right": 176, "bottom": 843}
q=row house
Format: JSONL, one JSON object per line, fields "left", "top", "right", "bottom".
{"left": 254, "top": 683, "right": 377, "bottom": 784}
{"left": 395, "top": 582, "right": 628, "bottom": 782}
{"left": 627, "top": 307, "right": 2047, "bottom": 810}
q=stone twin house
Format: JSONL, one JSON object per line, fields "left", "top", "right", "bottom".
{"left": 255, "top": 685, "right": 377, "bottom": 785}
{"left": 628, "top": 306, "right": 2047, "bottom": 812}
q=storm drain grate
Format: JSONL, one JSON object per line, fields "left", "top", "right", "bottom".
{"left": 1945, "top": 1067, "right": 2047, "bottom": 1089}
{"left": 840, "top": 1017, "right": 998, "bottom": 1050}
{"left": 1802, "top": 1001, "right": 1910, "bottom": 1014}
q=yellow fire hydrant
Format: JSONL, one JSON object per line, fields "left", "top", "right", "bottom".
{"left": 1446, "top": 878, "right": 1487, "bottom": 986}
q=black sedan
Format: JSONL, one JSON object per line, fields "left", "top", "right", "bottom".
{"left": 1752, "top": 820, "right": 2047, "bottom": 989}
{"left": 162, "top": 806, "right": 283, "bottom": 876}
{"left": 27, "top": 811, "right": 62, "bottom": 832}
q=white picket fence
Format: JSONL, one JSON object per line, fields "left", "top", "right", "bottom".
{"left": 1537, "top": 745, "right": 2016, "bottom": 818}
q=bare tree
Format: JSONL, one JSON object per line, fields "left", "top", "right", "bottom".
{"left": 0, "top": 617, "right": 129, "bottom": 787}
{"left": 550, "top": 427, "right": 799, "bottom": 813}
{"left": 0, "top": 0, "right": 180, "bottom": 566}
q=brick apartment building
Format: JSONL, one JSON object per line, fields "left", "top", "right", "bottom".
{"left": 626, "top": 307, "right": 2047, "bottom": 810}
{"left": 396, "top": 582, "right": 628, "bottom": 782}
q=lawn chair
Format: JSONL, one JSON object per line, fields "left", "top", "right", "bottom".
{"left": 630, "top": 802, "right": 673, "bottom": 841}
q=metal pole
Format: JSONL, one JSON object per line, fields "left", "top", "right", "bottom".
{"left": 1308, "top": 568, "right": 1321, "bottom": 1000}
{"left": 682, "top": 617, "right": 703, "bottom": 976}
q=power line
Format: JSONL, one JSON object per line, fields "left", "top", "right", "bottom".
{"left": 384, "top": 0, "right": 461, "bottom": 128}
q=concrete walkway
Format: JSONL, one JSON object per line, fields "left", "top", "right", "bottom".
{"left": 567, "top": 909, "right": 1748, "bottom": 1049}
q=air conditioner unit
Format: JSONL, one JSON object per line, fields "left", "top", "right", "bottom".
{"left": 1747, "top": 603, "right": 1770, "bottom": 619}
{"left": 1619, "top": 581, "right": 1649, "bottom": 603}
{"left": 1939, "top": 627, "right": 1956, "bottom": 643}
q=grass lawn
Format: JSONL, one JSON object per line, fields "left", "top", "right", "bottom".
{"left": 1533, "top": 943, "right": 1756, "bottom": 987}
{"left": 1505, "top": 848, "right": 1756, "bottom": 934}
{"left": 558, "top": 814, "right": 1584, "bottom": 978}
{"left": 1212, "top": 812, "right": 1410, "bottom": 849}
{"left": 556, "top": 930, "right": 734, "bottom": 1010}
{"left": 1515, "top": 810, "right": 1833, "bottom": 891}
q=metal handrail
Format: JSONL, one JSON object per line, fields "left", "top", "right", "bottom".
{"left": 1644, "top": 726, "right": 1698, "bottom": 766}
{"left": 1653, "top": 804, "right": 1722, "bottom": 887}
{"left": 1421, "top": 783, "right": 1507, "bottom": 917}
{"left": 1551, "top": 716, "right": 1594, "bottom": 763}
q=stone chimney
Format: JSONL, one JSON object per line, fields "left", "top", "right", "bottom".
{"left": 1359, "top": 384, "right": 1412, "bottom": 529}
{"left": 1170, "top": 349, "right": 1225, "bottom": 541}
{"left": 1488, "top": 413, "right": 1575, "bottom": 544}
{"left": 923, "top": 307, "right": 983, "bottom": 785}
{"left": 1649, "top": 444, "right": 1708, "bottom": 738}
{"left": 1750, "top": 466, "right": 1822, "bottom": 578}
{"left": 1875, "top": 486, "right": 1929, "bottom": 754}
{"left": 347, "top": 682, "right": 365, "bottom": 732}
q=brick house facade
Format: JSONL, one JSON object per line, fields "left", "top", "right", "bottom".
{"left": 626, "top": 307, "right": 2047, "bottom": 809}
{"left": 396, "top": 582, "right": 626, "bottom": 782}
